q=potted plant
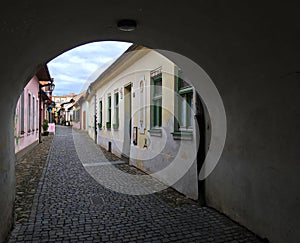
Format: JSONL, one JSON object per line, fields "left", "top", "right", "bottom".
{"left": 42, "top": 120, "right": 49, "bottom": 136}
{"left": 97, "top": 122, "right": 102, "bottom": 129}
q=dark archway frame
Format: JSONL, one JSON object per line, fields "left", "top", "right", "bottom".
{"left": 1, "top": 2, "right": 300, "bottom": 243}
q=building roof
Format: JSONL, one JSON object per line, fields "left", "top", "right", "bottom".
{"left": 35, "top": 64, "right": 54, "bottom": 102}
{"left": 52, "top": 93, "right": 76, "bottom": 98}
{"left": 86, "top": 44, "right": 147, "bottom": 97}
{"left": 72, "top": 92, "right": 86, "bottom": 103}
{"left": 36, "top": 65, "right": 51, "bottom": 81}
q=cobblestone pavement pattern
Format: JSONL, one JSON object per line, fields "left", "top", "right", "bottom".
{"left": 14, "top": 134, "right": 53, "bottom": 224}
{"left": 8, "top": 126, "right": 263, "bottom": 242}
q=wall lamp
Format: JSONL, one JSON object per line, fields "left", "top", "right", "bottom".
{"left": 40, "top": 79, "right": 55, "bottom": 91}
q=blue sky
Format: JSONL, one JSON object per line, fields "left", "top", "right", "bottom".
{"left": 48, "top": 41, "right": 132, "bottom": 96}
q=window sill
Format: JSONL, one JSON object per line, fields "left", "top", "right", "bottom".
{"left": 178, "top": 86, "right": 193, "bottom": 95}
{"left": 148, "top": 128, "right": 162, "bottom": 137}
{"left": 171, "top": 131, "right": 193, "bottom": 140}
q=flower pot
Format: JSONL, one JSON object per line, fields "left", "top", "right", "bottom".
{"left": 42, "top": 131, "right": 49, "bottom": 136}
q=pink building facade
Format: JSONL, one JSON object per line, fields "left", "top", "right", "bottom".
{"left": 14, "top": 76, "right": 40, "bottom": 155}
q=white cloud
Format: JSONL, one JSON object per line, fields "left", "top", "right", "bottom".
{"left": 49, "top": 62, "right": 71, "bottom": 70}
{"left": 79, "top": 61, "right": 115, "bottom": 93}
{"left": 89, "top": 56, "right": 114, "bottom": 64}
{"left": 54, "top": 74, "right": 83, "bottom": 84}
{"left": 68, "top": 55, "right": 86, "bottom": 64}
{"left": 81, "top": 62, "right": 99, "bottom": 73}
{"left": 75, "top": 41, "right": 131, "bottom": 53}
{"left": 48, "top": 41, "right": 132, "bottom": 96}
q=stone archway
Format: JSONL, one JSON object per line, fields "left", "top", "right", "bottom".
{"left": 1, "top": 2, "right": 300, "bottom": 243}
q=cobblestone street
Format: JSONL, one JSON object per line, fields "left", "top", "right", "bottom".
{"left": 14, "top": 134, "right": 53, "bottom": 224}
{"left": 8, "top": 126, "right": 263, "bottom": 242}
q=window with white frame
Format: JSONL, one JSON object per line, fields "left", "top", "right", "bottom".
{"left": 28, "top": 93, "right": 31, "bottom": 133}
{"left": 36, "top": 99, "right": 39, "bottom": 131}
{"left": 173, "top": 66, "right": 194, "bottom": 138}
{"left": 75, "top": 109, "right": 80, "bottom": 122}
{"left": 33, "top": 96, "right": 35, "bottom": 131}
{"left": 20, "top": 91, "right": 25, "bottom": 134}
{"left": 107, "top": 95, "right": 111, "bottom": 129}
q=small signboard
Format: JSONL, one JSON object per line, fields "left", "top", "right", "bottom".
{"left": 133, "top": 126, "right": 138, "bottom": 145}
{"left": 48, "top": 123, "right": 55, "bottom": 134}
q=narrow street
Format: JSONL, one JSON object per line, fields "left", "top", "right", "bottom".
{"left": 8, "top": 126, "right": 262, "bottom": 242}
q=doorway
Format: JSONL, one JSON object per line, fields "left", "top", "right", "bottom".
{"left": 122, "top": 84, "right": 132, "bottom": 159}
{"left": 83, "top": 111, "right": 86, "bottom": 130}
{"left": 195, "top": 93, "right": 211, "bottom": 205}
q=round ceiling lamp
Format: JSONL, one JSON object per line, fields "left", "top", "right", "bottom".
{"left": 117, "top": 19, "right": 137, "bottom": 32}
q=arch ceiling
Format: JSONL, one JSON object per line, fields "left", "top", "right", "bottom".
{"left": 0, "top": 2, "right": 300, "bottom": 243}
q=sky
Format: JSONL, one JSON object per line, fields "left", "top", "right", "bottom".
{"left": 48, "top": 41, "right": 132, "bottom": 96}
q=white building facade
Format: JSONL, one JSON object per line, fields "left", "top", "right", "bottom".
{"left": 84, "top": 45, "right": 209, "bottom": 200}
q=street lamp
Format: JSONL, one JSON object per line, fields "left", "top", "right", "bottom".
{"left": 40, "top": 80, "right": 55, "bottom": 91}
{"left": 48, "top": 82, "right": 55, "bottom": 92}
{"left": 39, "top": 78, "right": 55, "bottom": 142}
{"left": 40, "top": 80, "right": 55, "bottom": 90}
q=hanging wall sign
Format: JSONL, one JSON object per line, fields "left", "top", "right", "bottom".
{"left": 133, "top": 126, "right": 138, "bottom": 145}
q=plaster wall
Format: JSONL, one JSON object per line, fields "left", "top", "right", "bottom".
{"left": 14, "top": 76, "right": 39, "bottom": 154}
{"left": 81, "top": 101, "right": 89, "bottom": 132}
{"left": 92, "top": 50, "right": 199, "bottom": 199}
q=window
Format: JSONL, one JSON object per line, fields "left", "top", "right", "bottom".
{"left": 150, "top": 67, "right": 162, "bottom": 131}
{"left": 36, "top": 99, "right": 39, "bottom": 131}
{"left": 75, "top": 109, "right": 80, "bottom": 122}
{"left": 20, "top": 92, "right": 25, "bottom": 134}
{"left": 173, "top": 66, "right": 194, "bottom": 139}
{"left": 28, "top": 93, "right": 31, "bottom": 133}
{"left": 32, "top": 96, "right": 35, "bottom": 131}
{"left": 99, "top": 100, "right": 102, "bottom": 129}
{"left": 107, "top": 95, "right": 111, "bottom": 129}
{"left": 113, "top": 92, "right": 119, "bottom": 129}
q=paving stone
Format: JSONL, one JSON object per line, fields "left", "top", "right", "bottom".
{"left": 7, "top": 126, "right": 263, "bottom": 242}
